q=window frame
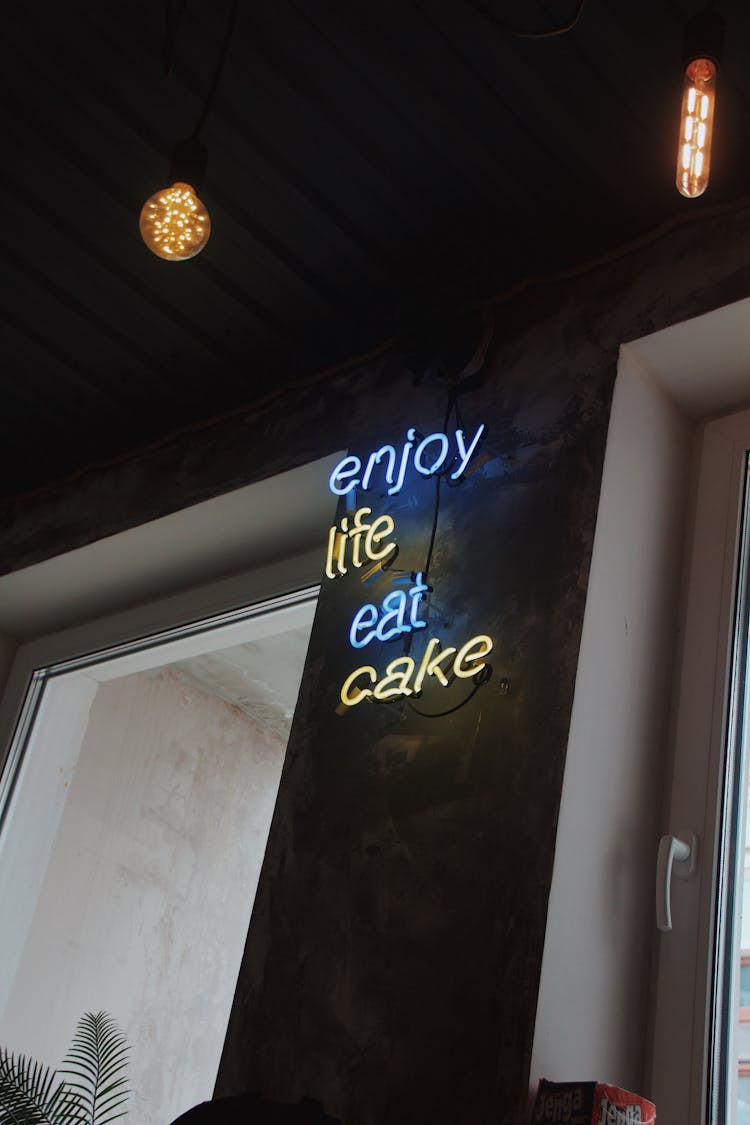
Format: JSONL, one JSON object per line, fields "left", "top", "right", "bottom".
{"left": 650, "top": 407, "right": 750, "bottom": 1125}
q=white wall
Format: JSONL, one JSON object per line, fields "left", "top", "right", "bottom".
{"left": 531, "top": 348, "right": 693, "bottom": 1092}
{"left": 0, "top": 667, "right": 289, "bottom": 1125}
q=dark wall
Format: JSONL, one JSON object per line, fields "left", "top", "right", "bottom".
{"left": 3, "top": 201, "right": 750, "bottom": 1124}
{"left": 213, "top": 349, "right": 608, "bottom": 1125}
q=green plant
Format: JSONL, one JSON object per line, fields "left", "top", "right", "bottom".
{"left": 0, "top": 1012, "right": 129, "bottom": 1125}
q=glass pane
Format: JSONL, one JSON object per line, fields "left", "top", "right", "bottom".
{"left": 713, "top": 456, "right": 750, "bottom": 1125}
{"left": 740, "top": 964, "right": 750, "bottom": 1008}
{"left": 0, "top": 595, "right": 317, "bottom": 1125}
{"left": 738, "top": 1076, "right": 750, "bottom": 1125}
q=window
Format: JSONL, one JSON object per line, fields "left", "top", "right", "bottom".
{"left": 0, "top": 455, "right": 339, "bottom": 1124}
{"left": 0, "top": 587, "right": 319, "bottom": 1124}
{"left": 651, "top": 407, "right": 750, "bottom": 1125}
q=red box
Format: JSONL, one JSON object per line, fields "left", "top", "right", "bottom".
{"left": 531, "top": 1079, "right": 656, "bottom": 1124}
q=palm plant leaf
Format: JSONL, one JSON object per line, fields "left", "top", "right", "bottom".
{"left": 59, "top": 1014, "right": 129, "bottom": 1125}
{"left": 0, "top": 1048, "right": 84, "bottom": 1125}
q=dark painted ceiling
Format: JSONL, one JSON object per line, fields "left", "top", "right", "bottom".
{"left": 2, "top": 0, "right": 750, "bottom": 501}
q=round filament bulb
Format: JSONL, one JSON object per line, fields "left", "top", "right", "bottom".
{"left": 139, "top": 182, "right": 211, "bottom": 261}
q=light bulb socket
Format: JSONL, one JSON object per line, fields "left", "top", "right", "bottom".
{"left": 682, "top": 7, "right": 724, "bottom": 71}
{"left": 169, "top": 137, "right": 208, "bottom": 191}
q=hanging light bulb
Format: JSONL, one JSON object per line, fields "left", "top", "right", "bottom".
{"left": 140, "top": 182, "right": 210, "bottom": 261}
{"left": 676, "top": 7, "right": 724, "bottom": 199}
{"left": 140, "top": 138, "right": 211, "bottom": 262}
{"left": 142, "top": 1, "right": 237, "bottom": 261}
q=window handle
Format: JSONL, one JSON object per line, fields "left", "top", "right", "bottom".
{"left": 656, "top": 831, "right": 698, "bottom": 931}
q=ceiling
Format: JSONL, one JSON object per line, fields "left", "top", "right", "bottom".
{"left": 3, "top": 0, "right": 750, "bottom": 500}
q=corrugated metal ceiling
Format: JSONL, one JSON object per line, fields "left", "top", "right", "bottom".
{"left": 2, "top": 0, "right": 749, "bottom": 499}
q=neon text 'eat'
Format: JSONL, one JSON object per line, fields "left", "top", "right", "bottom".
{"left": 349, "top": 573, "right": 429, "bottom": 648}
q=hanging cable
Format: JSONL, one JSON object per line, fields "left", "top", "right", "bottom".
{"left": 423, "top": 381, "right": 459, "bottom": 580}
{"left": 163, "top": 0, "right": 188, "bottom": 77}
{"left": 401, "top": 375, "right": 495, "bottom": 719}
{"left": 468, "top": 0, "right": 587, "bottom": 40}
{"left": 407, "top": 680, "right": 483, "bottom": 718}
{"left": 143, "top": 0, "right": 238, "bottom": 261}
{"left": 192, "top": 0, "right": 239, "bottom": 140}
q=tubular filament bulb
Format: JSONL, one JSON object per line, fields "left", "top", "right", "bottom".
{"left": 676, "top": 58, "right": 716, "bottom": 199}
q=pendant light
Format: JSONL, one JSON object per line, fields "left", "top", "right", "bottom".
{"left": 140, "top": 0, "right": 238, "bottom": 261}
{"left": 140, "top": 138, "right": 210, "bottom": 261}
{"left": 676, "top": 5, "right": 724, "bottom": 199}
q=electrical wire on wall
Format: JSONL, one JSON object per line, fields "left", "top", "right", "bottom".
{"left": 357, "top": 311, "right": 499, "bottom": 717}
{"left": 404, "top": 376, "right": 491, "bottom": 718}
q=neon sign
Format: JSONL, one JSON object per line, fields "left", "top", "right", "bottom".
{"left": 349, "top": 573, "right": 429, "bottom": 648}
{"left": 327, "top": 421, "right": 493, "bottom": 712}
{"left": 328, "top": 424, "right": 486, "bottom": 497}
{"left": 324, "top": 507, "right": 396, "bottom": 580}
{"left": 340, "top": 635, "right": 494, "bottom": 707}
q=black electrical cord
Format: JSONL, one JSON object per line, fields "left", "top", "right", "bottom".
{"left": 423, "top": 383, "right": 459, "bottom": 580}
{"left": 162, "top": 0, "right": 239, "bottom": 137}
{"left": 192, "top": 0, "right": 239, "bottom": 140}
{"left": 407, "top": 679, "right": 483, "bottom": 718}
{"left": 404, "top": 377, "right": 493, "bottom": 719}
{"left": 163, "top": 0, "right": 188, "bottom": 77}
{"left": 468, "top": 0, "right": 587, "bottom": 39}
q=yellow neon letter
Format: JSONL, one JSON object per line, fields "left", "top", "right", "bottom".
{"left": 453, "top": 634, "right": 493, "bottom": 679}
{"left": 324, "top": 525, "right": 339, "bottom": 580}
{"left": 372, "top": 657, "right": 415, "bottom": 701}
{"left": 349, "top": 507, "right": 373, "bottom": 568}
{"left": 365, "top": 514, "right": 396, "bottom": 562}
{"left": 413, "top": 638, "right": 457, "bottom": 693}
{"left": 340, "top": 666, "right": 377, "bottom": 708}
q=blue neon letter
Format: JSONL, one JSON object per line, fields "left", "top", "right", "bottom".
{"left": 450, "top": 424, "right": 486, "bottom": 480}
{"left": 414, "top": 432, "right": 449, "bottom": 477}
{"left": 361, "top": 445, "right": 397, "bottom": 492}
{"left": 408, "top": 572, "right": 430, "bottom": 629}
{"left": 329, "top": 455, "right": 362, "bottom": 495}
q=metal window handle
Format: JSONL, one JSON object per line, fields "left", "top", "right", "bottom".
{"left": 656, "top": 831, "right": 698, "bottom": 931}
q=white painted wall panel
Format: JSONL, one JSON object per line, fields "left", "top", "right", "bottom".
{"left": 530, "top": 349, "right": 692, "bottom": 1093}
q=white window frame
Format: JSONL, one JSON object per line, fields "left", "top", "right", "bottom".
{"left": 650, "top": 407, "right": 750, "bottom": 1124}
{"left": 531, "top": 295, "right": 750, "bottom": 1110}
{"left": 0, "top": 455, "right": 342, "bottom": 779}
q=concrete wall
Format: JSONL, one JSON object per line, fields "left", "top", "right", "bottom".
{"left": 0, "top": 668, "right": 288, "bottom": 1125}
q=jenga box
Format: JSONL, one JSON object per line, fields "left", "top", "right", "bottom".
{"left": 531, "top": 1079, "right": 656, "bottom": 1124}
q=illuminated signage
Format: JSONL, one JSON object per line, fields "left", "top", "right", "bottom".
{"left": 324, "top": 507, "right": 396, "bottom": 579}
{"left": 327, "top": 422, "right": 493, "bottom": 712}
{"left": 349, "top": 573, "right": 429, "bottom": 648}
{"left": 328, "top": 424, "right": 486, "bottom": 497}
{"left": 341, "top": 635, "right": 494, "bottom": 706}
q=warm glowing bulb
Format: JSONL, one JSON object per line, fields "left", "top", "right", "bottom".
{"left": 139, "top": 182, "right": 211, "bottom": 261}
{"left": 676, "top": 57, "right": 716, "bottom": 199}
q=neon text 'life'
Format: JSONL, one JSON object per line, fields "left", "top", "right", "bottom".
{"left": 325, "top": 507, "right": 396, "bottom": 579}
